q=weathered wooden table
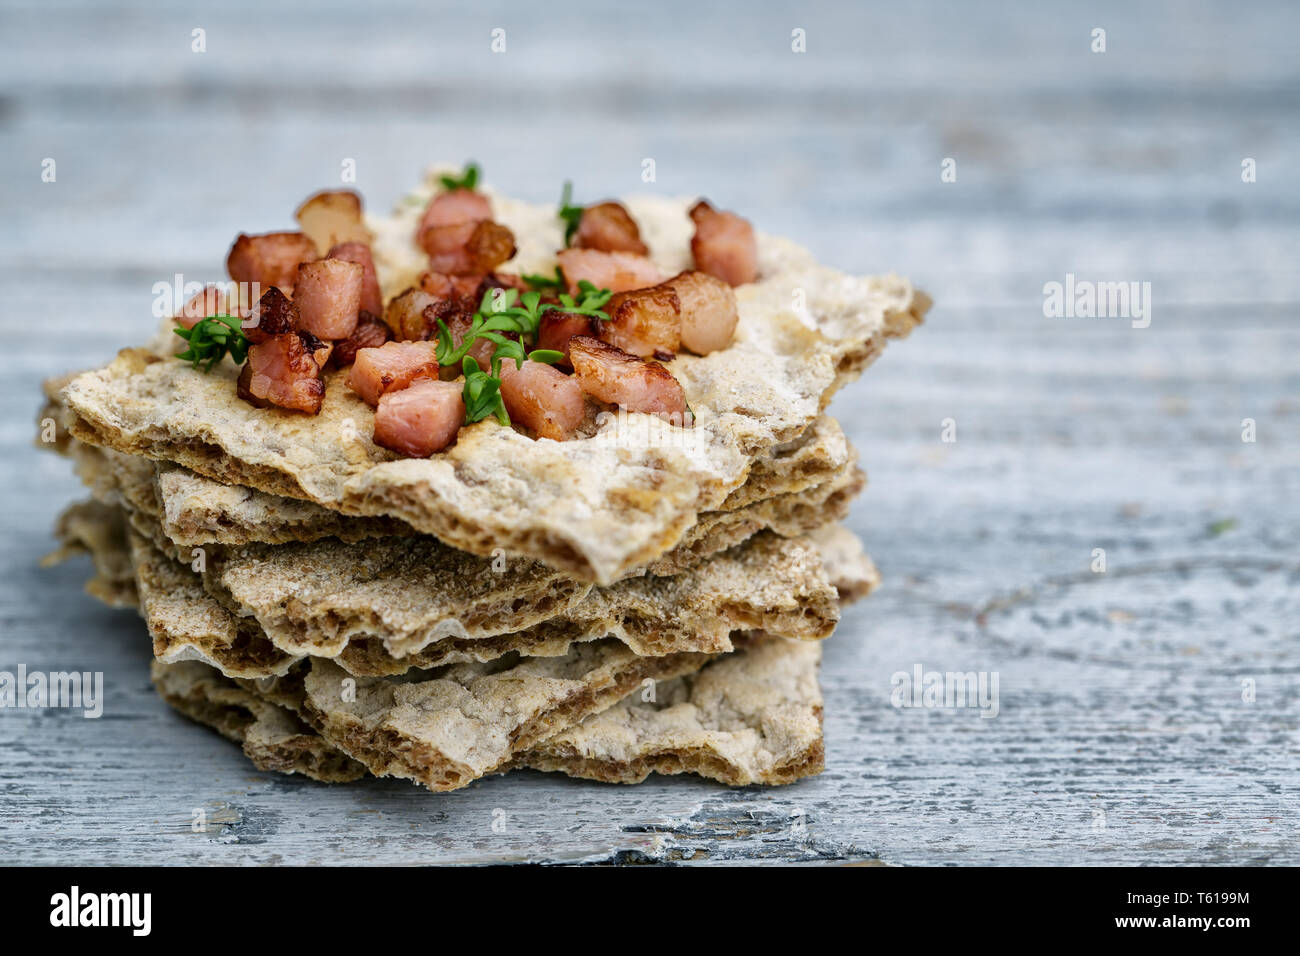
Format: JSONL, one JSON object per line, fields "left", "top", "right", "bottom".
{"left": 2, "top": 0, "right": 1296, "bottom": 864}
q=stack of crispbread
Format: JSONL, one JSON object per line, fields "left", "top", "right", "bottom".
{"left": 38, "top": 172, "right": 928, "bottom": 790}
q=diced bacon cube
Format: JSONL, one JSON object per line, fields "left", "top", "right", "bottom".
{"left": 534, "top": 312, "right": 594, "bottom": 367}
{"left": 569, "top": 335, "right": 689, "bottom": 422}
{"left": 373, "top": 378, "right": 466, "bottom": 457}
{"left": 294, "top": 258, "right": 363, "bottom": 340}
{"left": 226, "top": 232, "right": 317, "bottom": 296}
{"left": 665, "top": 270, "right": 738, "bottom": 354}
{"left": 417, "top": 188, "right": 491, "bottom": 235}
{"left": 556, "top": 249, "right": 664, "bottom": 294}
{"left": 327, "top": 242, "right": 383, "bottom": 317}
{"left": 498, "top": 360, "right": 586, "bottom": 440}
{"left": 598, "top": 285, "right": 681, "bottom": 358}
{"left": 347, "top": 340, "right": 441, "bottom": 407}
{"left": 573, "top": 202, "right": 648, "bottom": 255}
{"left": 237, "top": 332, "right": 326, "bottom": 415}
{"left": 295, "top": 190, "right": 370, "bottom": 256}
{"left": 331, "top": 312, "right": 393, "bottom": 367}
{"left": 688, "top": 200, "right": 758, "bottom": 286}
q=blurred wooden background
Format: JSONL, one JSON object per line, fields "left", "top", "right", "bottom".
{"left": 1, "top": 0, "right": 1297, "bottom": 864}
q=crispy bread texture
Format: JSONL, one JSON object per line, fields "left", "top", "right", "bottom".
{"left": 62, "top": 183, "right": 925, "bottom": 583}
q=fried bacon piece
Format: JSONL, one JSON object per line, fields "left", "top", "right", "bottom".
{"left": 573, "top": 201, "right": 648, "bottom": 255}
{"left": 419, "top": 271, "right": 488, "bottom": 301}
{"left": 294, "top": 258, "right": 363, "bottom": 340}
{"left": 498, "top": 360, "right": 586, "bottom": 441}
{"left": 383, "top": 286, "right": 478, "bottom": 345}
{"left": 237, "top": 330, "right": 327, "bottom": 415}
{"left": 556, "top": 249, "right": 664, "bottom": 294}
{"left": 424, "top": 220, "right": 517, "bottom": 275}
{"left": 664, "top": 270, "right": 738, "bottom": 354}
{"left": 688, "top": 200, "right": 758, "bottom": 286}
{"left": 347, "top": 340, "right": 441, "bottom": 408}
{"left": 534, "top": 311, "right": 594, "bottom": 368}
{"left": 327, "top": 242, "right": 383, "bottom": 317}
{"left": 243, "top": 287, "right": 298, "bottom": 343}
{"left": 295, "top": 190, "right": 371, "bottom": 256}
{"left": 384, "top": 288, "right": 439, "bottom": 341}
{"left": 174, "top": 285, "right": 228, "bottom": 331}
{"left": 599, "top": 285, "right": 681, "bottom": 358}
{"left": 569, "top": 336, "right": 689, "bottom": 421}
{"left": 226, "top": 232, "right": 317, "bottom": 297}
{"left": 373, "top": 378, "right": 466, "bottom": 457}
{"left": 417, "top": 188, "right": 491, "bottom": 239}
{"left": 416, "top": 189, "right": 515, "bottom": 274}
{"left": 421, "top": 221, "right": 517, "bottom": 275}
{"left": 331, "top": 312, "right": 392, "bottom": 367}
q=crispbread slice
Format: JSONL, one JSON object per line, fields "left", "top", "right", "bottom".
{"left": 54, "top": 407, "right": 862, "bottom": 585}
{"left": 61, "top": 185, "right": 926, "bottom": 584}
{"left": 203, "top": 523, "right": 841, "bottom": 664}
{"left": 150, "top": 658, "right": 366, "bottom": 782}
{"left": 145, "top": 523, "right": 878, "bottom": 788}
{"left": 52, "top": 500, "right": 842, "bottom": 679}
{"left": 278, "top": 641, "right": 720, "bottom": 791}
{"left": 517, "top": 529, "right": 879, "bottom": 785}
{"left": 126, "top": 528, "right": 298, "bottom": 678}
{"left": 150, "top": 414, "right": 854, "bottom": 549}
{"left": 42, "top": 499, "right": 137, "bottom": 608}
{"left": 516, "top": 638, "right": 824, "bottom": 785}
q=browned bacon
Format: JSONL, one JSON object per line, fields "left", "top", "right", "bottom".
{"left": 327, "top": 242, "right": 383, "bottom": 317}
{"left": 568, "top": 336, "right": 689, "bottom": 421}
{"left": 347, "top": 340, "right": 441, "bottom": 408}
{"left": 534, "top": 311, "right": 594, "bottom": 367}
{"left": 174, "top": 285, "right": 228, "bottom": 331}
{"left": 331, "top": 312, "right": 393, "bottom": 368}
{"left": 422, "top": 220, "right": 518, "bottom": 275}
{"left": 498, "top": 360, "right": 586, "bottom": 441}
{"left": 383, "top": 287, "right": 474, "bottom": 343}
{"left": 573, "top": 202, "right": 649, "bottom": 255}
{"left": 226, "top": 232, "right": 317, "bottom": 297}
{"left": 556, "top": 249, "right": 664, "bottom": 295}
{"left": 373, "top": 378, "right": 466, "bottom": 457}
{"left": 688, "top": 200, "right": 758, "bottom": 286}
{"left": 599, "top": 285, "right": 681, "bottom": 358}
{"left": 419, "top": 271, "right": 488, "bottom": 301}
{"left": 237, "top": 330, "right": 327, "bottom": 415}
{"left": 243, "top": 287, "right": 298, "bottom": 344}
{"left": 295, "top": 190, "right": 370, "bottom": 256}
{"left": 294, "top": 258, "right": 363, "bottom": 340}
{"left": 664, "top": 270, "right": 738, "bottom": 354}
{"left": 417, "top": 188, "right": 491, "bottom": 237}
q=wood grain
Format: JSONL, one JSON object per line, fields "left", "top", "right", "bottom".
{"left": 1, "top": 0, "right": 1297, "bottom": 865}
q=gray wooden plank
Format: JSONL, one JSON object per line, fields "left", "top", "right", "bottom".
{"left": 1, "top": 0, "right": 1297, "bottom": 865}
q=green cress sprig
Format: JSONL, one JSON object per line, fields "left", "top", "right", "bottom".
{"left": 439, "top": 162, "right": 480, "bottom": 191}
{"left": 557, "top": 181, "right": 584, "bottom": 246}
{"left": 521, "top": 267, "right": 565, "bottom": 291}
{"left": 174, "top": 315, "right": 249, "bottom": 372}
{"left": 446, "top": 283, "right": 610, "bottom": 425}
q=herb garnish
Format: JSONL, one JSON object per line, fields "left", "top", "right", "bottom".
{"left": 461, "top": 356, "right": 508, "bottom": 425}
{"left": 521, "top": 267, "right": 565, "bottom": 291}
{"left": 439, "top": 283, "right": 611, "bottom": 425}
{"left": 174, "top": 315, "right": 249, "bottom": 372}
{"left": 558, "top": 181, "right": 584, "bottom": 246}
{"left": 439, "top": 162, "right": 480, "bottom": 192}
